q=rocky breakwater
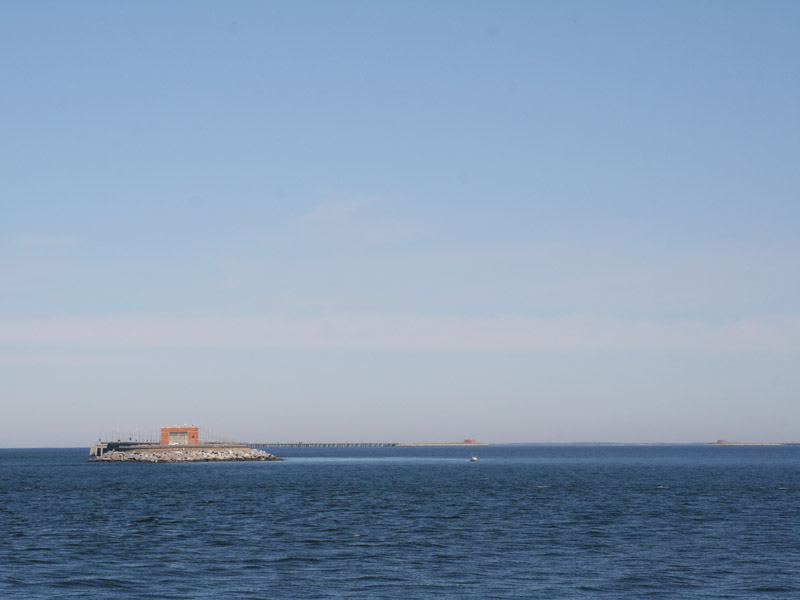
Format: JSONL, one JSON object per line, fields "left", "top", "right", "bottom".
{"left": 92, "top": 446, "right": 282, "bottom": 463}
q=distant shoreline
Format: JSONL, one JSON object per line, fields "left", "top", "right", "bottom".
{"left": 709, "top": 442, "right": 800, "bottom": 446}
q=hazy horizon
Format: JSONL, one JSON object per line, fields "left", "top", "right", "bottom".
{"left": 0, "top": 440, "right": 771, "bottom": 450}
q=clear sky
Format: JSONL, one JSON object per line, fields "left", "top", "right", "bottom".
{"left": 2, "top": 1, "right": 799, "bottom": 447}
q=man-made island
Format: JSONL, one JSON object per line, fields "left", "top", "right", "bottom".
{"left": 90, "top": 425, "right": 488, "bottom": 460}
{"left": 90, "top": 425, "right": 282, "bottom": 462}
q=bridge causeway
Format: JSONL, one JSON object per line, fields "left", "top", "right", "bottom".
{"left": 247, "top": 442, "right": 488, "bottom": 448}
{"left": 248, "top": 442, "right": 397, "bottom": 448}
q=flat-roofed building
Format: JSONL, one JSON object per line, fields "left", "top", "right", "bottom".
{"left": 161, "top": 426, "right": 199, "bottom": 445}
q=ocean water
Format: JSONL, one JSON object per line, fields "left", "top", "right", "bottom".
{"left": 1, "top": 444, "right": 799, "bottom": 599}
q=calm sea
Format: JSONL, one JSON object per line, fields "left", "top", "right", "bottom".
{"left": 1, "top": 444, "right": 799, "bottom": 598}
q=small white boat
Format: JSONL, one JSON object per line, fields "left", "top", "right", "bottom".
{"left": 471, "top": 456, "right": 478, "bottom": 462}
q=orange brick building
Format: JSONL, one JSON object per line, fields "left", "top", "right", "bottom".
{"left": 161, "top": 426, "right": 199, "bottom": 445}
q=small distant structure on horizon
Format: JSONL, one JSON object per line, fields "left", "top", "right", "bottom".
{"left": 161, "top": 425, "right": 199, "bottom": 446}
{"left": 715, "top": 439, "right": 729, "bottom": 445}
{"left": 463, "top": 438, "right": 477, "bottom": 444}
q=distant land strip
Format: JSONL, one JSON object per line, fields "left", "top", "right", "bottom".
{"left": 710, "top": 441, "right": 800, "bottom": 446}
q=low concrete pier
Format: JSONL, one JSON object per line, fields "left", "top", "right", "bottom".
{"left": 248, "top": 441, "right": 489, "bottom": 449}
{"left": 90, "top": 441, "right": 145, "bottom": 457}
{"left": 395, "top": 442, "right": 488, "bottom": 447}
{"left": 249, "top": 442, "right": 396, "bottom": 449}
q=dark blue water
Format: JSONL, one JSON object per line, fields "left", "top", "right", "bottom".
{"left": 1, "top": 445, "right": 799, "bottom": 598}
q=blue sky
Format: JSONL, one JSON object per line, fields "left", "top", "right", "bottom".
{"left": 2, "top": 1, "right": 799, "bottom": 446}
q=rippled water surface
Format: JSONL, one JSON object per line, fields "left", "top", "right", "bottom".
{"left": 1, "top": 445, "right": 799, "bottom": 598}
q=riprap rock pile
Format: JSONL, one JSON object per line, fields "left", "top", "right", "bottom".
{"left": 92, "top": 447, "right": 282, "bottom": 463}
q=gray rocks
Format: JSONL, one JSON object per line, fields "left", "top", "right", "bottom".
{"left": 91, "top": 447, "right": 282, "bottom": 463}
